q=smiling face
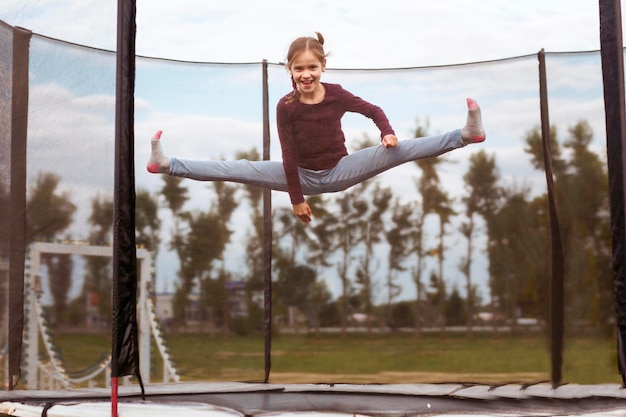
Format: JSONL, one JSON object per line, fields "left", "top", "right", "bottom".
{"left": 289, "top": 49, "right": 326, "bottom": 103}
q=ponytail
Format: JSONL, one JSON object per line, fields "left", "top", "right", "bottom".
{"left": 314, "top": 31, "right": 325, "bottom": 46}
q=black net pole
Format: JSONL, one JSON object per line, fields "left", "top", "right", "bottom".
{"left": 262, "top": 59, "right": 273, "bottom": 383}
{"left": 599, "top": 0, "right": 626, "bottom": 385}
{"left": 111, "top": 0, "right": 143, "bottom": 397}
{"left": 8, "top": 26, "right": 31, "bottom": 390}
{"left": 538, "top": 49, "right": 565, "bottom": 387}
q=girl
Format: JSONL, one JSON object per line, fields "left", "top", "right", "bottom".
{"left": 148, "top": 32, "right": 485, "bottom": 224}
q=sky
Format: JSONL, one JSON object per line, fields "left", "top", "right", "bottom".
{"left": 1, "top": 0, "right": 616, "bottom": 68}
{"left": 0, "top": 1, "right": 618, "bottom": 302}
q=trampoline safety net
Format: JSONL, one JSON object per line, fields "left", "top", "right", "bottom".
{"left": 0, "top": 17, "right": 622, "bottom": 393}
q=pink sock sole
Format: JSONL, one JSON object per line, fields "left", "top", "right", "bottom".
{"left": 147, "top": 163, "right": 160, "bottom": 173}
{"left": 466, "top": 97, "right": 478, "bottom": 109}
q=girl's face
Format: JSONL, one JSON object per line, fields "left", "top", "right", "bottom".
{"left": 289, "top": 49, "right": 326, "bottom": 101}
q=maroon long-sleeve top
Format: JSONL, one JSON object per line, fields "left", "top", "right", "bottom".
{"left": 276, "top": 83, "right": 395, "bottom": 204}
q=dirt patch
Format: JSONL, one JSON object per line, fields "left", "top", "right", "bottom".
{"left": 215, "top": 350, "right": 288, "bottom": 357}
{"left": 204, "top": 371, "right": 548, "bottom": 385}
{"left": 267, "top": 371, "right": 547, "bottom": 384}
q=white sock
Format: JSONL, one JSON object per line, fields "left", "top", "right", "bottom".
{"left": 147, "top": 130, "right": 170, "bottom": 174}
{"left": 461, "top": 98, "right": 486, "bottom": 144}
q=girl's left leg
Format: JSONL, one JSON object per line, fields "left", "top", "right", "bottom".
{"left": 314, "top": 129, "right": 464, "bottom": 194}
{"left": 312, "top": 97, "right": 485, "bottom": 193}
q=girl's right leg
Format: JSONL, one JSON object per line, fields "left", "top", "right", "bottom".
{"left": 170, "top": 158, "right": 289, "bottom": 192}
{"left": 147, "top": 130, "right": 290, "bottom": 191}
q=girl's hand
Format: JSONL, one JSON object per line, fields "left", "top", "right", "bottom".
{"left": 293, "top": 201, "right": 312, "bottom": 223}
{"left": 382, "top": 134, "right": 398, "bottom": 148}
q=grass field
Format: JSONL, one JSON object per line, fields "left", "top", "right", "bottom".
{"left": 51, "top": 332, "right": 620, "bottom": 386}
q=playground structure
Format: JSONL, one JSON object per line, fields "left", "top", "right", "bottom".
{"left": 19, "top": 241, "right": 179, "bottom": 389}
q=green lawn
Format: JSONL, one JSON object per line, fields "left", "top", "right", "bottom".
{"left": 51, "top": 332, "right": 620, "bottom": 386}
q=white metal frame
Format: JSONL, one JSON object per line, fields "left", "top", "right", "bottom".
{"left": 24, "top": 241, "right": 174, "bottom": 389}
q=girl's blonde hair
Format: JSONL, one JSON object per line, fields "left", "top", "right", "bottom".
{"left": 285, "top": 32, "right": 328, "bottom": 103}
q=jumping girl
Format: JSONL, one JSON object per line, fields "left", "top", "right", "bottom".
{"left": 147, "top": 32, "right": 486, "bottom": 224}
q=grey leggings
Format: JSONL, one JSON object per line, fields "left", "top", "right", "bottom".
{"left": 169, "top": 129, "right": 464, "bottom": 196}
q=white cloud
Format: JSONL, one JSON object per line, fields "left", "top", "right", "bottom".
{"left": 1, "top": 0, "right": 617, "bottom": 67}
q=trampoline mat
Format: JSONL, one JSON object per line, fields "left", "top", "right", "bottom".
{"left": 2, "top": 382, "right": 626, "bottom": 416}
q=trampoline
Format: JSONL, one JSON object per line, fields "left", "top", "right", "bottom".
{"left": 2, "top": 381, "right": 626, "bottom": 416}
{"left": 3, "top": 1, "right": 626, "bottom": 417}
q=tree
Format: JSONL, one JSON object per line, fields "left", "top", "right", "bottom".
{"left": 135, "top": 188, "right": 161, "bottom": 255}
{"left": 273, "top": 195, "right": 333, "bottom": 333}
{"left": 426, "top": 269, "right": 445, "bottom": 326}
{"left": 83, "top": 194, "right": 113, "bottom": 328}
{"left": 236, "top": 148, "right": 266, "bottom": 332}
{"left": 161, "top": 175, "right": 189, "bottom": 216}
{"left": 165, "top": 177, "right": 239, "bottom": 332}
{"left": 330, "top": 190, "right": 362, "bottom": 336}
{"left": 415, "top": 155, "right": 453, "bottom": 333}
{"left": 384, "top": 198, "right": 413, "bottom": 329}
{"left": 306, "top": 195, "right": 336, "bottom": 334}
{"left": 353, "top": 182, "right": 391, "bottom": 335}
{"left": 410, "top": 120, "right": 441, "bottom": 336}
{"left": 274, "top": 263, "right": 331, "bottom": 329}
{"left": 26, "top": 173, "right": 76, "bottom": 326}
{"left": 446, "top": 286, "right": 466, "bottom": 326}
{"left": 176, "top": 210, "right": 220, "bottom": 327}
{"left": 339, "top": 136, "right": 392, "bottom": 333}
{"left": 45, "top": 247, "right": 74, "bottom": 326}
{"left": 275, "top": 204, "right": 314, "bottom": 263}
{"left": 181, "top": 181, "right": 237, "bottom": 331}
{"left": 390, "top": 301, "right": 415, "bottom": 328}
{"left": 560, "top": 121, "right": 611, "bottom": 331}
{"left": 26, "top": 173, "right": 76, "bottom": 242}
{"left": 199, "top": 180, "right": 238, "bottom": 332}
{"left": 408, "top": 197, "right": 427, "bottom": 337}
{"left": 307, "top": 195, "right": 334, "bottom": 264}
{"left": 306, "top": 280, "right": 333, "bottom": 331}
{"left": 160, "top": 175, "right": 189, "bottom": 325}
{"left": 523, "top": 121, "right": 611, "bottom": 333}
{"left": 432, "top": 189, "right": 454, "bottom": 334}
{"left": 460, "top": 150, "right": 499, "bottom": 334}
{"left": 200, "top": 266, "right": 231, "bottom": 334}
{"left": 488, "top": 185, "right": 549, "bottom": 330}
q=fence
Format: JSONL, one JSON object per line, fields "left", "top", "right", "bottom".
{"left": 0, "top": 18, "right": 619, "bottom": 389}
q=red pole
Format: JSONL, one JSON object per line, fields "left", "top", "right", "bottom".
{"left": 111, "top": 377, "right": 119, "bottom": 417}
